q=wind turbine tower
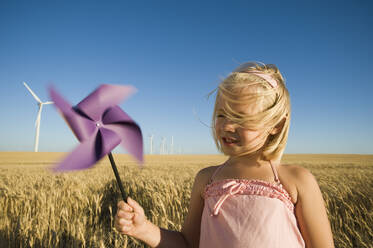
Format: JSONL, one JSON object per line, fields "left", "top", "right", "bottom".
{"left": 149, "top": 134, "right": 154, "bottom": 154}
{"left": 23, "top": 82, "right": 54, "bottom": 152}
{"left": 160, "top": 137, "right": 166, "bottom": 154}
{"left": 170, "top": 136, "right": 174, "bottom": 155}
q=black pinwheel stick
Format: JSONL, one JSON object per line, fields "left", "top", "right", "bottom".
{"left": 108, "top": 152, "right": 127, "bottom": 202}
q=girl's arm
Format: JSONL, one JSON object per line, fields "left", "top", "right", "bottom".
{"left": 115, "top": 168, "right": 209, "bottom": 248}
{"left": 180, "top": 167, "right": 210, "bottom": 247}
{"left": 294, "top": 167, "right": 335, "bottom": 248}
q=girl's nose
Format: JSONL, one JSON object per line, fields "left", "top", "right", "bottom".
{"left": 222, "top": 119, "right": 237, "bottom": 132}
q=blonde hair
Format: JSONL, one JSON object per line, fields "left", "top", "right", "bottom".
{"left": 211, "top": 62, "right": 291, "bottom": 161}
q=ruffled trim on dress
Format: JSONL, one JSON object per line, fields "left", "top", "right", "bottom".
{"left": 203, "top": 179, "right": 294, "bottom": 212}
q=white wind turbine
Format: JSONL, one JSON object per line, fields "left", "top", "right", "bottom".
{"left": 160, "top": 137, "right": 166, "bottom": 154}
{"left": 170, "top": 136, "right": 174, "bottom": 155}
{"left": 23, "top": 82, "right": 54, "bottom": 152}
{"left": 149, "top": 134, "right": 154, "bottom": 154}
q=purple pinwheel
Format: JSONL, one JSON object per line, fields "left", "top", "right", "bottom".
{"left": 49, "top": 84, "right": 143, "bottom": 201}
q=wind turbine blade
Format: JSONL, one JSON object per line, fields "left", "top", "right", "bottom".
{"left": 23, "top": 82, "right": 42, "bottom": 103}
{"left": 43, "top": 101, "right": 54, "bottom": 105}
{"left": 35, "top": 105, "right": 43, "bottom": 127}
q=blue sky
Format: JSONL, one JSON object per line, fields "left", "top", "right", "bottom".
{"left": 0, "top": 0, "right": 372, "bottom": 154}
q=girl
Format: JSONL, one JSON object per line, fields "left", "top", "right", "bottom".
{"left": 114, "top": 62, "right": 335, "bottom": 248}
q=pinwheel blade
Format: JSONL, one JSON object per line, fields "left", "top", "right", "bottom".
{"left": 49, "top": 87, "right": 96, "bottom": 142}
{"left": 76, "top": 84, "right": 137, "bottom": 121}
{"left": 102, "top": 106, "right": 143, "bottom": 163}
{"left": 53, "top": 128, "right": 121, "bottom": 172}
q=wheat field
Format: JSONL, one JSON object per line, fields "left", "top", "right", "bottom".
{"left": 0, "top": 152, "right": 372, "bottom": 248}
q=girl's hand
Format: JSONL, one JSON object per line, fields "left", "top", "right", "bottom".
{"left": 115, "top": 197, "right": 148, "bottom": 238}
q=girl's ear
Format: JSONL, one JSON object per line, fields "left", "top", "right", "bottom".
{"left": 269, "top": 117, "right": 287, "bottom": 135}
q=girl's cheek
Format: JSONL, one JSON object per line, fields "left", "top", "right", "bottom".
{"left": 216, "top": 124, "right": 224, "bottom": 137}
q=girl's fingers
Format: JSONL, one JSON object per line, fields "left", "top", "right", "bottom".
{"left": 116, "top": 199, "right": 146, "bottom": 234}
{"left": 127, "top": 197, "right": 144, "bottom": 214}
{"left": 118, "top": 201, "right": 134, "bottom": 212}
{"left": 119, "top": 218, "right": 133, "bottom": 226}
{"left": 117, "top": 201, "right": 125, "bottom": 209}
{"left": 118, "top": 210, "right": 135, "bottom": 220}
{"left": 120, "top": 225, "right": 133, "bottom": 233}
{"left": 115, "top": 215, "right": 133, "bottom": 234}
{"left": 115, "top": 219, "right": 132, "bottom": 234}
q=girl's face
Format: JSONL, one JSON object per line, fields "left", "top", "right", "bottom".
{"left": 214, "top": 95, "right": 269, "bottom": 157}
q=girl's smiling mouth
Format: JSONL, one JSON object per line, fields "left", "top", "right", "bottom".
{"left": 222, "top": 137, "right": 238, "bottom": 145}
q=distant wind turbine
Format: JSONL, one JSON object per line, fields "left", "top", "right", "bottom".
{"left": 149, "top": 134, "right": 154, "bottom": 154}
{"left": 160, "top": 137, "right": 166, "bottom": 154}
{"left": 170, "top": 136, "right": 174, "bottom": 155}
{"left": 23, "top": 82, "right": 54, "bottom": 152}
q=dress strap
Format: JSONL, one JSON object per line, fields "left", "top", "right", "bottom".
{"left": 209, "top": 163, "right": 227, "bottom": 183}
{"left": 269, "top": 160, "right": 281, "bottom": 184}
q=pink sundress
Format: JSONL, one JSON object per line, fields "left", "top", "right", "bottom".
{"left": 199, "top": 161, "right": 305, "bottom": 248}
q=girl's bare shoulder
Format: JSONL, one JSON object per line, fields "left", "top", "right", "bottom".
{"left": 196, "top": 164, "right": 221, "bottom": 183}
{"left": 194, "top": 164, "right": 223, "bottom": 196}
{"left": 278, "top": 164, "right": 313, "bottom": 204}
{"left": 279, "top": 163, "right": 311, "bottom": 176}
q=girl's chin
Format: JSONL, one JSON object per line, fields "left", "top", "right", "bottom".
{"left": 221, "top": 145, "right": 241, "bottom": 155}
{"left": 221, "top": 145, "right": 262, "bottom": 157}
